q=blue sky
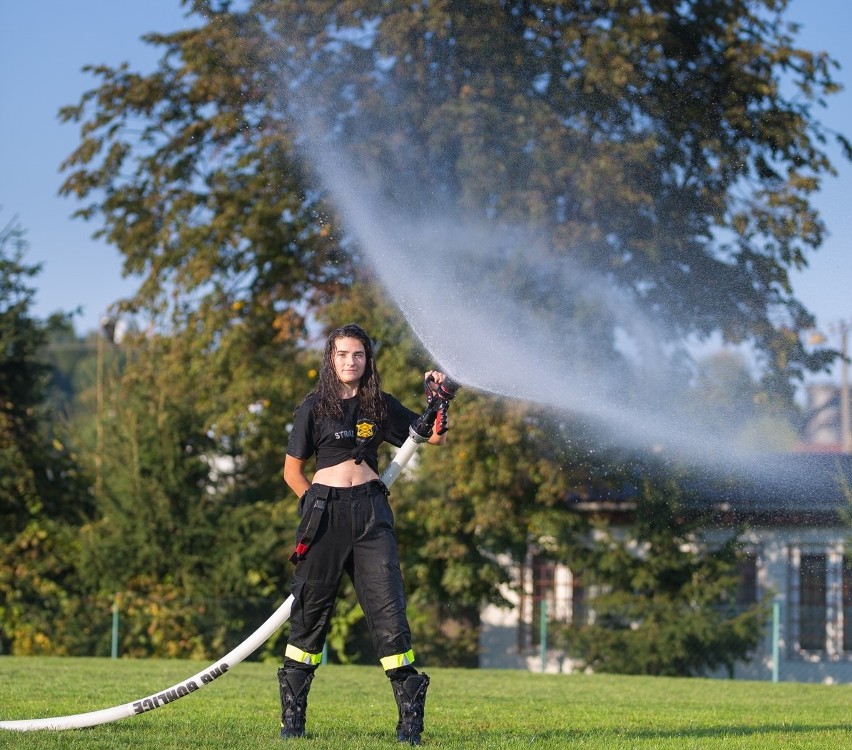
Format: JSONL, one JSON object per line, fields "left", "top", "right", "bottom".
{"left": 1, "top": 1, "right": 850, "bottom": 380}
{"left": 0, "top": 1, "right": 189, "bottom": 332}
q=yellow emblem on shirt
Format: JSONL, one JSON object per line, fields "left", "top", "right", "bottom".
{"left": 356, "top": 420, "right": 376, "bottom": 439}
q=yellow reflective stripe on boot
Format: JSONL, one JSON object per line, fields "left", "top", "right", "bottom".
{"left": 286, "top": 644, "right": 323, "bottom": 666}
{"left": 380, "top": 649, "right": 416, "bottom": 671}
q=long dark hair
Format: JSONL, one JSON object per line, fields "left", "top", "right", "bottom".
{"left": 311, "top": 323, "right": 387, "bottom": 424}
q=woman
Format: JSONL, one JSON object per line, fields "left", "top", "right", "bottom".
{"left": 278, "top": 323, "right": 447, "bottom": 745}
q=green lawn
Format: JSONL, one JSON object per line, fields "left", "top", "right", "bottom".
{"left": 1, "top": 657, "right": 851, "bottom": 749}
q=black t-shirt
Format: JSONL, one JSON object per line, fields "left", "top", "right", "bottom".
{"left": 286, "top": 392, "right": 418, "bottom": 474}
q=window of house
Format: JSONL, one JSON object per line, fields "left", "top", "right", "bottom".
{"left": 520, "top": 555, "right": 574, "bottom": 651}
{"left": 530, "top": 557, "right": 555, "bottom": 647}
{"left": 842, "top": 556, "right": 852, "bottom": 652}
{"left": 737, "top": 552, "right": 758, "bottom": 608}
{"left": 799, "top": 553, "right": 827, "bottom": 651}
{"left": 572, "top": 575, "right": 586, "bottom": 628}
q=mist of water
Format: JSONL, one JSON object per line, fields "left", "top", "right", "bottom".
{"left": 279, "top": 41, "right": 794, "bottom": 479}
{"left": 306, "top": 145, "right": 766, "bottom": 472}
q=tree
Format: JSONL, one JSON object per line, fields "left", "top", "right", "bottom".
{"left": 562, "top": 477, "right": 768, "bottom": 677}
{"left": 58, "top": 0, "right": 846, "bottom": 400}
{"left": 0, "top": 218, "right": 88, "bottom": 537}
{"left": 51, "top": 0, "right": 849, "bottom": 659}
{"left": 0, "top": 219, "right": 92, "bottom": 654}
{"left": 68, "top": 319, "right": 304, "bottom": 658}
{"left": 59, "top": 2, "right": 348, "bottom": 343}
{"left": 689, "top": 350, "right": 802, "bottom": 451}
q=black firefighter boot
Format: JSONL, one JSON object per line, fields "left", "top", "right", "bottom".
{"left": 391, "top": 672, "right": 430, "bottom": 745}
{"left": 277, "top": 666, "right": 314, "bottom": 739}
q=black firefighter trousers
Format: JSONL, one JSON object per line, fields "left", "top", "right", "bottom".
{"left": 285, "top": 480, "right": 416, "bottom": 672}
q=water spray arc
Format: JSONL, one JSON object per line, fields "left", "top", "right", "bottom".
{"left": 0, "top": 379, "right": 460, "bottom": 732}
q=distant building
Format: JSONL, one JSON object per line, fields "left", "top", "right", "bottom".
{"left": 802, "top": 382, "right": 850, "bottom": 453}
{"left": 478, "top": 452, "right": 852, "bottom": 683}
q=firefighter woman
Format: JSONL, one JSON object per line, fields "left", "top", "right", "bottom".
{"left": 278, "top": 323, "right": 449, "bottom": 744}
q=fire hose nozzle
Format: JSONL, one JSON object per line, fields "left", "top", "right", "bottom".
{"left": 412, "top": 376, "right": 461, "bottom": 439}
{"left": 436, "top": 377, "right": 461, "bottom": 400}
{"left": 425, "top": 374, "right": 461, "bottom": 401}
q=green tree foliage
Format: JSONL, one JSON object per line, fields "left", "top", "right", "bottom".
{"left": 39, "top": 317, "right": 87, "bottom": 414}
{"left": 58, "top": 1, "right": 847, "bottom": 396}
{"left": 41, "top": 0, "right": 847, "bottom": 663}
{"left": 0, "top": 220, "right": 86, "bottom": 534}
{"left": 282, "top": 0, "right": 847, "bottom": 395}
{"left": 393, "top": 395, "right": 585, "bottom": 665}
{"left": 0, "top": 520, "right": 98, "bottom": 656}
{"left": 563, "top": 478, "right": 769, "bottom": 677}
{"left": 67, "top": 320, "right": 304, "bottom": 658}
{"left": 59, "top": 3, "right": 349, "bottom": 338}
{"left": 689, "top": 350, "right": 802, "bottom": 451}
{"left": 0, "top": 219, "right": 92, "bottom": 654}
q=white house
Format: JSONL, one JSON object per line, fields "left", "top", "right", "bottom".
{"left": 479, "top": 452, "right": 852, "bottom": 683}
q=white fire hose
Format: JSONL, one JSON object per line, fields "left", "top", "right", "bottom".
{"left": 0, "top": 429, "right": 431, "bottom": 732}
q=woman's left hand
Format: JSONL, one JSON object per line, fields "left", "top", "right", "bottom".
{"left": 424, "top": 370, "right": 447, "bottom": 385}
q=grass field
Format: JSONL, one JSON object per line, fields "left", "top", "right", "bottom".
{"left": 1, "top": 657, "right": 852, "bottom": 749}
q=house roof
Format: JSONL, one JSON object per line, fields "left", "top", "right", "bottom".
{"left": 690, "top": 452, "right": 852, "bottom": 520}
{"left": 570, "top": 452, "right": 852, "bottom": 525}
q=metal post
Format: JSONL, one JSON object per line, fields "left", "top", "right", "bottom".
{"left": 771, "top": 600, "right": 780, "bottom": 683}
{"left": 111, "top": 596, "right": 119, "bottom": 659}
{"left": 95, "top": 328, "right": 104, "bottom": 501}
{"left": 539, "top": 600, "right": 548, "bottom": 673}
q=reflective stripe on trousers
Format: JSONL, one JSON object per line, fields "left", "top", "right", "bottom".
{"left": 380, "top": 649, "right": 416, "bottom": 671}
{"left": 285, "top": 644, "right": 323, "bottom": 666}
